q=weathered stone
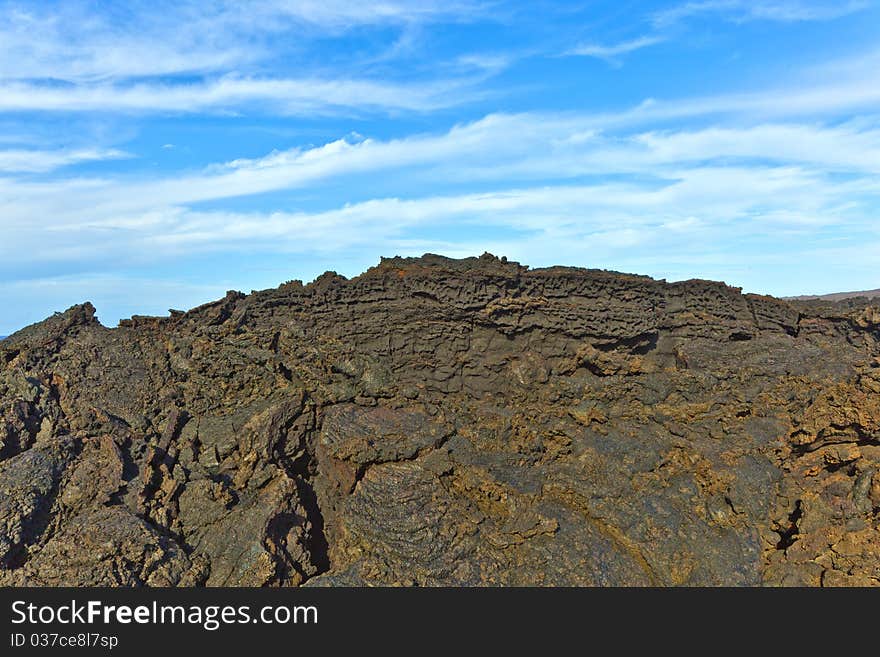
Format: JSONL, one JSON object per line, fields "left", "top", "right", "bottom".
{"left": 320, "top": 403, "right": 451, "bottom": 466}
{"left": 1, "top": 254, "right": 879, "bottom": 587}
{"left": 0, "top": 440, "right": 75, "bottom": 567}
{"left": 1, "top": 506, "right": 197, "bottom": 586}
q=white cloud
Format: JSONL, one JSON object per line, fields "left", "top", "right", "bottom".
{"left": 7, "top": 43, "right": 872, "bottom": 123}
{"left": 631, "top": 123, "right": 880, "bottom": 171}
{"left": 653, "top": 0, "right": 869, "bottom": 27}
{"left": 0, "top": 148, "right": 127, "bottom": 173}
{"left": 455, "top": 53, "right": 517, "bottom": 73}
{"left": 0, "top": 3, "right": 250, "bottom": 82}
{"left": 0, "top": 4, "right": 608, "bottom": 154}
{"left": 246, "top": 0, "right": 483, "bottom": 27}
{"left": 0, "top": 0, "right": 491, "bottom": 122}
{"left": 579, "top": 72, "right": 880, "bottom": 128}
{"left": 567, "top": 36, "right": 665, "bottom": 60}
{"left": 0, "top": 75, "right": 486, "bottom": 115}
{"left": 2, "top": 108, "right": 879, "bottom": 233}
{"left": 0, "top": 159, "right": 872, "bottom": 266}
{"left": 0, "top": 0, "right": 484, "bottom": 82}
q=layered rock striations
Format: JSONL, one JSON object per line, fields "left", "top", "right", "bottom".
{"left": 1, "top": 253, "right": 879, "bottom": 586}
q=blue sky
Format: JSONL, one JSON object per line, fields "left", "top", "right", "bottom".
{"left": 1, "top": 0, "right": 880, "bottom": 333}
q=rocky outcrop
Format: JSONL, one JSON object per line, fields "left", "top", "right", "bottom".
{"left": 1, "top": 253, "right": 879, "bottom": 586}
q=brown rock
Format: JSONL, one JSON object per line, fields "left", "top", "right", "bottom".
{"left": 1, "top": 254, "right": 879, "bottom": 587}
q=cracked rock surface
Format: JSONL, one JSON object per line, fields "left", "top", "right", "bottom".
{"left": 1, "top": 253, "right": 880, "bottom": 586}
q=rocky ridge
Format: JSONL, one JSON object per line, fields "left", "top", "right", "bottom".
{"left": 2, "top": 253, "right": 880, "bottom": 586}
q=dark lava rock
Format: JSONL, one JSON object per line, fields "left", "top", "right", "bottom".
{"left": 2, "top": 253, "right": 880, "bottom": 587}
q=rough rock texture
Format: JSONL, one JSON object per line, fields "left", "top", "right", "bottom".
{"left": 1, "top": 253, "right": 880, "bottom": 586}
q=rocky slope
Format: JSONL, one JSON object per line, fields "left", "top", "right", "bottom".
{"left": 1, "top": 253, "right": 879, "bottom": 586}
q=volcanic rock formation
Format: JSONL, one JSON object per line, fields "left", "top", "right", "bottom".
{"left": 1, "top": 253, "right": 879, "bottom": 586}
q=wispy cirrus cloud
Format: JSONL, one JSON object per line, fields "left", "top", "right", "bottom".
{"left": 0, "top": 0, "right": 486, "bottom": 82}
{"left": 566, "top": 36, "right": 665, "bottom": 61}
{"left": 218, "top": 0, "right": 486, "bottom": 30}
{"left": 1, "top": 159, "right": 873, "bottom": 307}
{"left": 562, "top": 2, "right": 870, "bottom": 66}
{"left": 1, "top": 48, "right": 877, "bottom": 230}
{"left": 4, "top": 112, "right": 877, "bottom": 230}
{"left": 652, "top": 0, "right": 870, "bottom": 27}
{"left": 0, "top": 75, "right": 488, "bottom": 116}
{"left": 1, "top": 56, "right": 878, "bottom": 224}
{"left": 2, "top": 92, "right": 879, "bottom": 291}
{"left": 0, "top": 0, "right": 493, "bottom": 121}
{"left": 0, "top": 148, "right": 128, "bottom": 173}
